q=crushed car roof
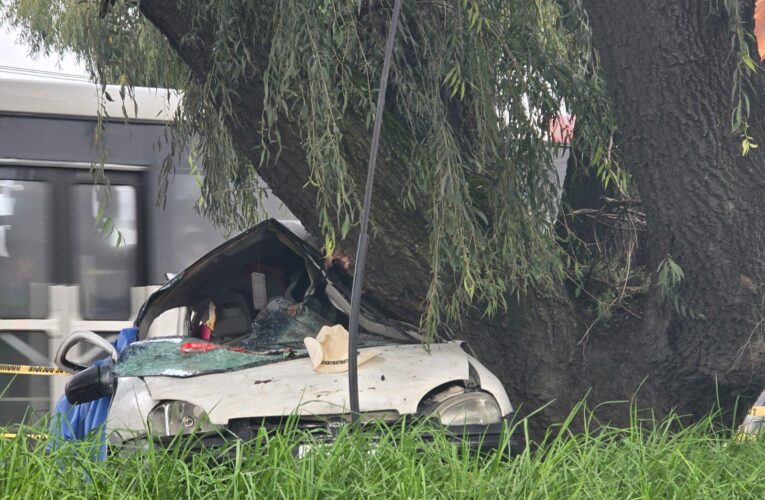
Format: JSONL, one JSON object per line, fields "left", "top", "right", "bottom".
{"left": 135, "top": 219, "right": 319, "bottom": 327}
{"left": 135, "top": 219, "right": 423, "bottom": 342}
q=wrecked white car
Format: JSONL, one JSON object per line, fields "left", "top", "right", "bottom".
{"left": 56, "top": 220, "right": 518, "bottom": 454}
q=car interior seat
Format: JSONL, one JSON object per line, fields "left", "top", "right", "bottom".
{"left": 210, "top": 290, "right": 253, "bottom": 342}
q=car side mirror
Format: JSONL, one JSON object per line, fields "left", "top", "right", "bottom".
{"left": 54, "top": 330, "right": 118, "bottom": 373}
{"left": 65, "top": 364, "right": 114, "bottom": 404}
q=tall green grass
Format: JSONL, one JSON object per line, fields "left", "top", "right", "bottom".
{"left": 1, "top": 407, "right": 764, "bottom": 499}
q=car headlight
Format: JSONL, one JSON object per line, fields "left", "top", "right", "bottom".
{"left": 433, "top": 392, "right": 502, "bottom": 426}
{"left": 147, "top": 401, "right": 220, "bottom": 437}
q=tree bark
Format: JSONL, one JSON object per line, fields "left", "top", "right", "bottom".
{"left": 137, "top": 0, "right": 765, "bottom": 435}
{"left": 581, "top": 0, "right": 765, "bottom": 417}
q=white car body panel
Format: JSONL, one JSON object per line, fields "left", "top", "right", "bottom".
{"left": 142, "top": 342, "right": 472, "bottom": 425}
{"left": 106, "top": 377, "right": 157, "bottom": 442}
{"left": 465, "top": 354, "right": 513, "bottom": 416}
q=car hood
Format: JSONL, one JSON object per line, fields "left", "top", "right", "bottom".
{"left": 142, "top": 341, "right": 471, "bottom": 424}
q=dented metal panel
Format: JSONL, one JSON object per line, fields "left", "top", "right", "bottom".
{"left": 105, "top": 377, "right": 156, "bottom": 443}
{"left": 465, "top": 355, "right": 514, "bottom": 416}
{"left": 144, "top": 341, "right": 470, "bottom": 424}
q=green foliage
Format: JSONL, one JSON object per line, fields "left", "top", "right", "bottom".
{"left": 2, "top": 0, "right": 623, "bottom": 338}
{"left": 2, "top": 406, "right": 765, "bottom": 498}
{"left": 657, "top": 255, "right": 705, "bottom": 320}
{"left": 720, "top": 0, "right": 760, "bottom": 155}
{"left": 657, "top": 255, "right": 685, "bottom": 296}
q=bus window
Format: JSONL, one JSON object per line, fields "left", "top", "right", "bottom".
{"left": 148, "top": 172, "right": 225, "bottom": 283}
{"left": 0, "top": 180, "right": 52, "bottom": 319}
{"left": 71, "top": 185, "right": 138, "bottom": 320}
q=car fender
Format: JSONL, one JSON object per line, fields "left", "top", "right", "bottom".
{"left": 105, "top": 377, "right": 157, "bottom": 444}
{"left": 465, "top": 354, "right": 513, "bottom": 416}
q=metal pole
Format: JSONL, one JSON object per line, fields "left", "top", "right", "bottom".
{"left": 348, "top": 0, "right": 403, "bottom": 423}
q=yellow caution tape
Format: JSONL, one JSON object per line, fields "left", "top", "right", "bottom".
{"left": 748, "top": 406, "right": 765, "bottom": 417}
{"left": 1, "top": 432, "right": 47, "bottom": 440}
{"left": 0, "top": 363, "right": 68, "bottom": 376}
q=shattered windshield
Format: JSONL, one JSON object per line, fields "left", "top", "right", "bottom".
{"left": 117, "top": 297, "right": 392, "bottom": 378}
{"left": 113, "top": 337, "right": 302, "bottom": 378}
{"left": 234, "top": 296, "right": 326, "bottom": 348}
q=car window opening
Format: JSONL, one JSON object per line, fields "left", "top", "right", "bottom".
{"left": 144, "top": 229, "right": 407, "bottom": 350}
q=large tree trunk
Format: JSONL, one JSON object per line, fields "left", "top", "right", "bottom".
{"left": 138, "top": 0, "right": 765, "bottom": 434}
{"left": 581, "top": 0, "right": 765, "bottom": 418}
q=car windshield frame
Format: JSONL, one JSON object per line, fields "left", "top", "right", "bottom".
{"left": 136, "top": 220, "right": 422, "bottom": 344}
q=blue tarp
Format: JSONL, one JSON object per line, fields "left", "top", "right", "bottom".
{"left": 49, "top": 327, "right": 138, "bottom": 460}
